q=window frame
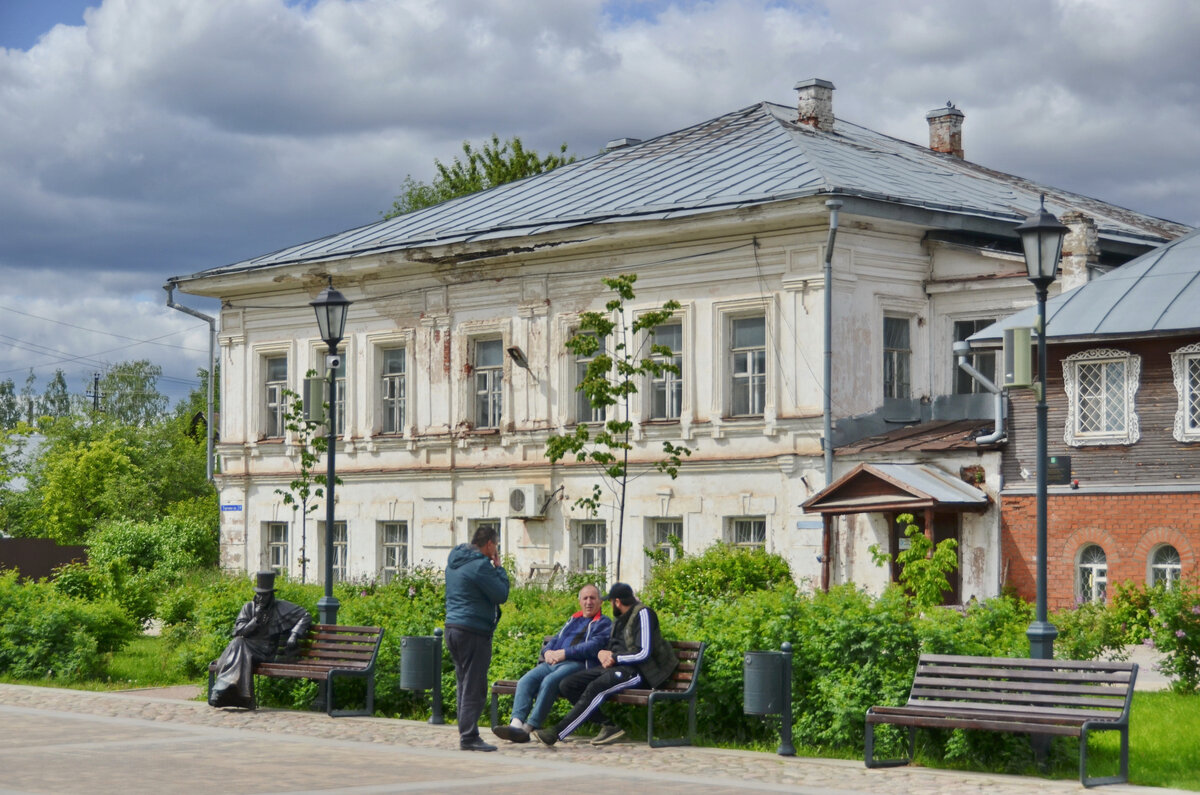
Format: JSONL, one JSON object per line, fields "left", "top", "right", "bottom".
{"left": 650, "top": 518, "right": 683, "bottom": 560}
{"left": 729, "top": 516, "right": 767, "bottom": 550}
{"left": 883, "top": 315, "right": 912, "bottom": 400}
{"left": 952, "top": 317, "right": 997, "bottom": 395}
{"left": 379, "top": 520, "right": 409, "bottom": 583}
{"left": 472, "top": 337, "right": 505, "bottom": 430}
{"left": 317, "top": 520, "right": 348, "bottom": 585}
{"left": 1170, "top": 342, "right": 1200, "bottom": 443}
{"left": 1150, "top": 544, "right": 1182, "bottom": 589}
{"left": 647, "top": 320, "right": 684, "bottom": 421}
{"left": 575, "top": 519, "right": 607, "bottom": 573}
{"left": 1062, "top": 348, "right": 1141, "bottom": 446}
{"left": 1077, "top": 543, "right": 1108, "bottom": 604}
{"left": 366, "top": 329, "right": 415, "bottom": 438}
{"left": 728, "top": 314, "right": 767, "bottom": 418}
{"left": 264, "top": 354, "right": 289, "bottom": 439}
{"left": 380, "top": 346, "right": 407, "bottom": 435}
{"left": 264, "top": 521, "right": 289, "bottom": 575}
{"left": 572, "top": 330, "right": 607, "bottom": 425}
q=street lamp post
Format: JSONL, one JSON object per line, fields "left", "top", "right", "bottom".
{"left": 310, "top": 281, "right": 351, "bottom": 626}
{"left": 1016, "top": 195, "right": 1067, "bottom": 660}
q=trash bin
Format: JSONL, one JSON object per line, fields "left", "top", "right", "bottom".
{"left": 743, "top": 651, "right": 786, "bottom": 715}
{"left": 400, "top": 635, "right": 439, "bottom": 691}
{"left": 743, "top": 642, "right": 794, "bottom": 755}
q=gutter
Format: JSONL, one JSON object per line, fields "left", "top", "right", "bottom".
{"left": 953, "top": 340, "right": 1005, "bottom": 444}
{"left": 821, "top": 198, "right": 842, "bottom": 594}
{"left": 165, "top": 285, "right": 217, "bottom": 482}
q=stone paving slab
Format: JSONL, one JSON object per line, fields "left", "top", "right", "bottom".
{"left": 0, "top": 683, "right": 1188, "bottom": 795}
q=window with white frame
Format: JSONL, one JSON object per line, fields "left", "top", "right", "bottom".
{"left": 379, "top": 521, "right": 409, "bottom": 583}
{"left": 651, "top": 518, "right": 682, "bottom": 560}
{"left": 474, "top": 339, "right": 503, "bottom": 429}
{"left": 1077, "top": 544, "right": 1107, "bottom": 604}
{"left": 319, "top": 521, "right": 348, "bottom": 584}
{"left": 381, "top": 347, "right": 406, "bottom": 434}
{"left": 729, "top": 316, "right": 766, "bottom": 417}
{"left": 649, "top": 322, "right": 683, "bottom": 420}
{"left": 953, "top": 318, "right": 996, "bottom": 394}
{"left": 265, "top": 356, "right": 288, "bottom": 438}
{"left": 1150, "top": 544, "right": 1182, "bottom": 589}
{"left": 883, "top": 316, "right": 911, "bottom": 399}
{"left": 1170, "top": 342, "right": 1200, "bottom": 443}
{"left": 265, "top": 521, "right": 289, "bottom": 574}
{"left": 730, "top": 517, "right": 766, "bottom": 549}
{"left": 573, "top": 331, "right": 606, "bottom": 424}
{"left": 1063, "top": 349, "right": 1141, "bottom": 446}
{"left": 577, "top": 520, "right": 607, "bottom": 572}
{"left": 323, "top": 352, "right": 346, "bottom": 436}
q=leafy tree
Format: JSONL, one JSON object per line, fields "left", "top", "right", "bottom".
{"left": 20, "top": 369, "right": 38, "bottom": 424}
{"left": 545, "top": 274, "right": 691, "bottom": 581}
{"left": 0, "top": 379, "right": 19, "bottom": 429}
{"left": 99, "top": 360, "right": 169, "bottom": 426}
{"left": 870, "top": 513, "right": 959, "bottom": 610}
{"left": 273, "top": 380, "right": 330, "bottom": 583}
{"left": 41, "top": 369, "right": 71, "bottom": 418}
{"left": 384, "top": 134, "right": 574, "bottom": 218}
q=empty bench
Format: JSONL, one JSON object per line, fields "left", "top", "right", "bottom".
{"left": 208, "top": 623, "right": 384, "bottom": 717}
{"left": 490, "top": 640, "right": 706, "bottom": 747}
{"left": 865, "top": 653, "right": 1138, "bottom": 787}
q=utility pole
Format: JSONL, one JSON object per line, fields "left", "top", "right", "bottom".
{"left": 86, "top": 373, "right": 103, "bottom": 413}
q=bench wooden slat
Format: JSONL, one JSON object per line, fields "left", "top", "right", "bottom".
{"left": 864, "top": 653, "right": 1138, "bottom": 787}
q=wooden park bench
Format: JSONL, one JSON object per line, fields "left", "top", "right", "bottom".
{"left": 208, "top": 623, "right": 384, "bottom": 717}
{"left": 490, "top": 639, "right": 706, "bottom": 747}
{"left": 864, "top": 653, "right": 1138, "bottom": 787}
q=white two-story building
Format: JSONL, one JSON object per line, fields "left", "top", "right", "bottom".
{"left": 168, "top": 79, "right": 1186, "bottom": 596}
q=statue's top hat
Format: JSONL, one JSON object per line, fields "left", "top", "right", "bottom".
{"left": 254, "top": 570, "right": 277, "bottom": 593}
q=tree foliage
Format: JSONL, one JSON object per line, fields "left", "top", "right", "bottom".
{"left": 98, "top": 360, "right": 169, "bottom": 426}
{"left": 544, "top": 274, "right": 691, "bottom": 580}
{"left": 870, "top": 513, "right": 959, "bottom": 610}
{"left": 273, "top": 378, "right": 331, "bottom": 583}
{"left": 384, "top": 134, "right": 574, "bottom": 218}
{"left": 41, "top": 370, "right": 71, "bottom": 418}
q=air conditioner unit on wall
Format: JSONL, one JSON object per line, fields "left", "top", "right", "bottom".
{"left": 508, "top": 485, "right": 546, "bottom": 518}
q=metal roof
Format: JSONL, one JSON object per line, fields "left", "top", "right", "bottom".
{"left": 970, "top": 226, "right": 1200, "bottom": 344}
{"left": 835, "top": 419, "right": 1000, "bottom": 454}
{"left": 802, "top": 462, "right": 989, "bottom": 514}
{"left": 176, "top": 101, "right": 1190, "bottom": 282}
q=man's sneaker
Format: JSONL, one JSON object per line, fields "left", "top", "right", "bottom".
{"left": 535, "top": 728, "right": 559, "bottom": 746}
{"left": 491, "top": 725, "right": 530, "bottom": 743}
{"left": 460, "top": 736, "right": 497, "bottom": 752}
{"left": 591, "top": 725, "right": 626, "bottom": 745}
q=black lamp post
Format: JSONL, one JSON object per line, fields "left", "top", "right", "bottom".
{"left": 310, "top": 281, "right": 351, "bottom": 625}
{"left": 1015, "top": 195, "right": 1067, "bottom": 660}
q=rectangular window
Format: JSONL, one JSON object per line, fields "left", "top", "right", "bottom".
{"left": 1077, "top": 360, "right": 1128, "bottom": 435}
{"left": 1064, "top": 349, "right": 1140, "bottom": 446}
{"left": 574, "top": 332, "right": 606, "bottom": 423}
{"left": 883, "top": 316, "right": 911, "bottom": 399}
{"left": 474, "top": 339, "right": 503, "bottom": 429}
{"left": 652, "top": 518, "right": 683, "bottom": 560}
{"left": 650, "top": 322, "right": 683, "bottom": 420}
{"left": 1188, "top": 356, "right": 1200, "bottom": 434}
{"left": 324, "top": 353, "right": 346, "bottom": 436}
{"left": 730, "top": 517, "right": 766, "bottom": 549}
{"left": 578, "top": 520, "right": 607, "bottom": 572}
{"left": 381, "top": 347, "right": 406, "bottom": 434}
{"left": 265, "top": 356, "right": 288, "bottom": 437}
{"left": 953, "top": 319, "right": 996, "bottom": 394}
{"left": 1170, "top": 345, "right": 1200, "bottom": 442}
{"left": 319, "top": 521, "right": 348, "bottom": 584}
{"left": 379, "top": 521, "right": 408, "bottom": 583}
{"left": 265, "top": 521, "right": 289, "bottom": 574}
{"left": 730, "top": 316, "right": 766, "bottom": 416}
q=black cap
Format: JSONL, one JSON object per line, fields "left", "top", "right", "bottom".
{"left": 254, "top": 571, "right": 277, "bottom": 593}
{"left": 603, "top": 582, "right": 635, "bottom": 603}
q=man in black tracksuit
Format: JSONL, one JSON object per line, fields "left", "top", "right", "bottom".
{"left": 536, "top": 582, "right": 677, "bottom": 746}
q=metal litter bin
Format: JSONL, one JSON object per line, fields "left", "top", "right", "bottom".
{"left": 743, "top": 642, "right": 794, "bottom": 755}
{"left": 400, "top": 629, "right": 444, "bottom": 724}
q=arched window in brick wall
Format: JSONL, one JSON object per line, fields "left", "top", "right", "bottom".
{"left": 1150, "top": 544, "right": 1182, "bottom": 589}
{"left": 1077, "top": 544, "right": 1108, "bottom": 604}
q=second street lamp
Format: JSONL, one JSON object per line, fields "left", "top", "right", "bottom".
{"left": 1015, "top": 194, "right": 1067, "bottom": 660}
{"left": 310, "top": 281, "right": 351, "bottom": 626}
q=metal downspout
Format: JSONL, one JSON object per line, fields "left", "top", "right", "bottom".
{"left": 165, "top": 284, "right": 217, "bottom": 482}
{"left": 952, "top": 340, "right": 1005, "bottom": 444}
{"left": 823, "top": 199, "right": 842, "bottom": 481}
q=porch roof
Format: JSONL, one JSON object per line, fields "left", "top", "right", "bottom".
{"left": 802, "top": 462, "right": 989, "bottom": 516}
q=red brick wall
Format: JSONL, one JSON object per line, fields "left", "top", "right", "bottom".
{"left": 1001, "top": 492, "right": 1200, "bottom": 609}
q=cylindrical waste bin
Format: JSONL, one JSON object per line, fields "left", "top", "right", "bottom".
{"left": 400, "top": 635, "right": 439, "bottom": 691}
{"left": 743, "top": 651, "right": 786, "bottom": 715}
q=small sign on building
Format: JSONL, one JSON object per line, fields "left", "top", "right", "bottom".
{"left": 1045, "top": 456, "right": 1072, "bottom": 485}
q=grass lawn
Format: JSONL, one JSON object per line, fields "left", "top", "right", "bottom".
{"left": 1084, "top": 690, "right": 1200, "bottom": 791}
{"left": 0, "top": 635, "right": 197, "bottom": 693}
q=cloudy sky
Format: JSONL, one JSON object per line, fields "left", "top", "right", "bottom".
{"left": 2, "top": 0, "right": 1199, "bottom": 404}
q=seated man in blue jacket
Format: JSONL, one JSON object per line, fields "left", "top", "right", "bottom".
{"left": 491, "top": 583, "right": 611, "bottom": 743}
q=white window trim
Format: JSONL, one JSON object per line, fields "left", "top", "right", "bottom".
{"left": 640, "top": 307, "right": 690, "bottom": 423}
{"left": 253, "top": 342, "right": 294, "bottom": 442}
{"left": 712, "top": 299, "right": 776, "bottom": 422}
{"left": 317, "top": 520, "right": 349, "bottom": 585}
{"left": 882, "top": 314, "right": 913, "bottom": 400}
{"left": 649, "top": 517, "right": 684, "bottom": 558}
{"left": 727, "top": 516, "right": 767, "bottom": 549}
{"left": 1062, "top": 348, "right": 1141, "bottom": 446}
{"left": 263, "top": 520, "right": 290, "bottom": 575}
{"left": 307, "top": 337, "right": 354, "bottom": 438}
{"left": 379, "top": 520, "right": 410, "bottom": 583}
{"left": 1076, "top": 543, "right": 1108, "bottom": 604}
{"left": 573, "top": 519, "right": 608, "bottom": 573}
{"left": 1170, "top": 342, "right": 1200, "bottom": 443}
{"left": 1149, "top": 543, "right": 1182, "bottom": 589}
{"left": 366, "top": 329, "right": 416, "bottom": 438}
{"left": 457, "top": 320, "right": 511, "bottom": 432}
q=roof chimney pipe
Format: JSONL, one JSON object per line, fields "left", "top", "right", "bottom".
{"left": 926, "top": 102, "right": 965, "bottom": 158}
{"left": 795, "top": 78, "right": 835, "bottom": 131}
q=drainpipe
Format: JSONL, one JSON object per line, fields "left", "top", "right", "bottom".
{"left": 822, "top": 199, "right": 842, "bottom": 482}
{"left": 953, "top": 340, "right": 1005, "bottom": 444}
{"left": 165, "top": 284, "right": 217, "bottom": 482}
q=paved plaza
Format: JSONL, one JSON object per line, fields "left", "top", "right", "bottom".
{"left": 0, "top": 682, "right": 1188, "bottom": 795}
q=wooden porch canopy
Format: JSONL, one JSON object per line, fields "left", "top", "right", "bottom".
{"left": 801, "top": 463, "right": 989, "bottom": 590}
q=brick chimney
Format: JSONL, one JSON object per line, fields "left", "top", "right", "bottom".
{"left": 926, "top": 102, "right": 964, "bottom": 158}
{"left": 1060, "top": 211, "right": 1100, "bottom": 291}
{"left": 795, "top": 78, "right": 835, "bottom": 131}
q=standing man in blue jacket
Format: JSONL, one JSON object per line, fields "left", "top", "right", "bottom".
{"left": 492, "top": 583, "right": 611, "bottom": 743}
{"left": 445, "top": 524, "right": 509, "bottom": 752}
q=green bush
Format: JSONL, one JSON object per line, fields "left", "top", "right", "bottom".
{"left": 0, "top": 570, "right": 137, "bottom": 680}
{"left": 1147, "top": 578, "right": 1200, "bottom": 693}
{"left": 642, "top": 542, "right": 794, "bottom": 616}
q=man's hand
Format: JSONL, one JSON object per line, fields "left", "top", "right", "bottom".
{"left": 544, "top": 648, "right": 566, "bottom": 665}
{"left": 285, "top": 636, "right": 299, "bottom": 655}
{"left": 597, "top": 649, "right": 615, "bottom": 668}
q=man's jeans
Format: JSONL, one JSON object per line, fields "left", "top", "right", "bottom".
{"left": 512, "top": 660, "right": 583, "bottom": 728}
